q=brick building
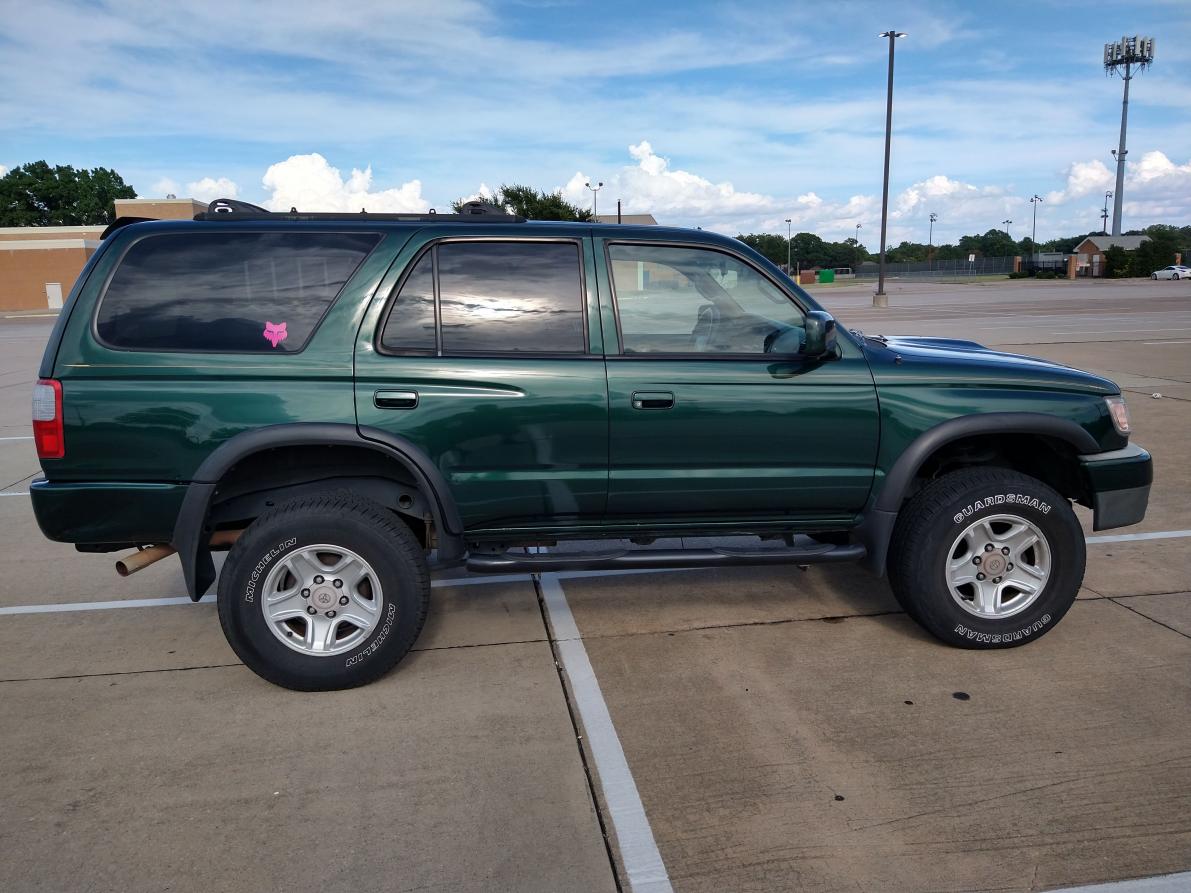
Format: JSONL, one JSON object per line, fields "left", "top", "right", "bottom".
{"left": 0, "top": 198, "right": 205, "bottom": 312}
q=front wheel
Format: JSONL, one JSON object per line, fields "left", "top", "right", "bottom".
{"left": 217, "top": 494, "right": 430, "bottom": 690}
{"left": 887, "top": 468, "right": 1085, "bottom": 648}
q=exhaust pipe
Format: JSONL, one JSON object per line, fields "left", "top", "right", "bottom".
{"left": 116, "top": 530, "right": 242, "bottom": 578}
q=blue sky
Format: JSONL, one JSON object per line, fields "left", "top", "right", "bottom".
{"left": 1, "top": 0, "right": 1189, "bottom": 246}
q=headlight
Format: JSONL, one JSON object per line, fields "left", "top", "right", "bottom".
{"left": 1105, "top": 395, "right": 1131, "bottom": 435}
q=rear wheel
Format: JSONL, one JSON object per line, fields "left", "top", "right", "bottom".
{"left": 888, "top": 468, "right": 1084, "bottom": 648}
{"left": 217, "top": 494, "right": 430, "bottom": 690}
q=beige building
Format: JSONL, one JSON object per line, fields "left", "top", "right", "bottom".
{"left": 0, "top": 198, "right": 206, "bottom": 312}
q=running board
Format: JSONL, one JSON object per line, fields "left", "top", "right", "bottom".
{"left": 465, "top": 542, "right": 866, "bottom": 573}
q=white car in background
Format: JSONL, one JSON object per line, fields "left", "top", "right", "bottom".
{"left": 1151, "top": 265, "right": 1190, "bottom": 280}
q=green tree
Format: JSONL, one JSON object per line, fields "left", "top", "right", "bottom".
{"left": 451, "top": 184, "right": 592, "bottom": 221}
{"left": 0, "top": 161, "right": 136, "bottom": 226}
{"left": 736, "top": 233, "right": 789, "bottom": 266}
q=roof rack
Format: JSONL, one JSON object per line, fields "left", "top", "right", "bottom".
{"left": 193, "top": 198, "right": 525, "bottom": 223}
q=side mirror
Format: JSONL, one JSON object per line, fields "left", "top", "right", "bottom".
{"left": 803, "top": 310, "right": 837, "bottom": 358}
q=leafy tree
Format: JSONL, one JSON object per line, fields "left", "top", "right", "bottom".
{"left": 451, "top": 184, "right": 592, "bottom": 221}
{"left": 0, "top": 161, "right": 136, "bottom": 225}
{"left": 737, "top": 233, "right": 789, "bottom": 266}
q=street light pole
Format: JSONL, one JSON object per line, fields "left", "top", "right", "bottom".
{"left": 928, "top": 212, "right": 937, "bottom": 269}
{"left": 785, "top": 218, "right": 792, "bottom": 275}
{"left": 1101, "top": 191, "right": 1112, "bottom": 235}
{"left": 584, "top": 180, "right": 603, "bottom": 219}
{"left": 874, "top": 30, "right": 906, "bottom": 308}
{"left": 1002, "top": 218, "right": 1012, "bottom": 237}
{"left": 1029, "top": 195, "right": 1042, "bottom": 261}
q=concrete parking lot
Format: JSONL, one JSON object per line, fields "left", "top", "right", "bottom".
{"left": 2, "top": 278, "right": 1189, "bottom": 893}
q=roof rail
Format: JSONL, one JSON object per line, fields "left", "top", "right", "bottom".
{"left": 192, "top": 197, "right": 525, "bottom": 223}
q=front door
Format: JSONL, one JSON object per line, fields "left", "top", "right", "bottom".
{"left": 599, "top": 240, "right": 879, "bottom": 522}
{"left": 355, "top": 230, "right": 608, "bottom": 530}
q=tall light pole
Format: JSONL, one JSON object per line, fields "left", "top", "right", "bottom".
{"left": 855, "top": 222, "right": 862, "bottom": 243}
{"left": 928, "top": 212, "right": 937, "bottom": 268}
{"left": 1029, "top": 195, "right": 1043, "bottom": 259}
{"left": 874, "top": 30, "right": 906, "bottom": 307}
{"left": 1103, "top": 36, "right": 1154, "bottom": 236}
{"left": 785, "top": 218, "right": 792, "bottom": 274}
{"left": 1101, "top": 191, "right": 1113, "bottom": 235}
{"left": 584, "top": 180, "right": 603, "bottom": 219}
{"left": 1002, "top": 219, "right": 1013, "bottom": 237}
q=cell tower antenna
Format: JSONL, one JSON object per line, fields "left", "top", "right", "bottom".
{"left": 1103, "top": 35, "right": 1155, "bottom": 236}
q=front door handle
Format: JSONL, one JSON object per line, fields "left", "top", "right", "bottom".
{"left": 374, "top": 389, "right": 419, "bottom": 410}
{"left": 631, "top": 391, "right": 675, "bottom": 410}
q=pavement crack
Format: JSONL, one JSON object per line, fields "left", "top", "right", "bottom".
{"left": 410, "top": 636, "right": 547, "bottom": 653}
{"left": 1107, "top": 597, "right": 1191, "bottom": 640}
{"left": 579, "top": 608, "right": 906, "bottom": 643}
{"left": 0, "top": 662, "right": 243, "bottom": 683}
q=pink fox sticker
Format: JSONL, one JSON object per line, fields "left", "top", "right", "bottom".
{"left": 263, "top": 321, "right": 288, "bottom": 348}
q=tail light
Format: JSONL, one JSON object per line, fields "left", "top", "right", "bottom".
{"left": 32, "top": 379, "right": 64, "bottom": 459}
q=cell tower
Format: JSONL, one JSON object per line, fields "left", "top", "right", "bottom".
{"left": 1103, "top": 35, "right": 1154, "bottom": 236}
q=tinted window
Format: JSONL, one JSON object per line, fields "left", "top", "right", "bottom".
{"left": 97, "top": 231, "right": 380, "bottom": 352}
{"left": 379, "top": 251, "right": 436, "bottom": 353}
{"left": 609, "top": 244, "right": 806, "bottom": 355}
{"left": 437, "top": 242, "right": 584, "bottom": 353}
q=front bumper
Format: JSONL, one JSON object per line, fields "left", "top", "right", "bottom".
{"left": 1079, "top": 443, "right": 1152, "bottom": 531}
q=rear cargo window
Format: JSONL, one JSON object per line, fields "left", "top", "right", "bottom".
{"left": 96, "top": 231, "right": 380, "bottom": 352}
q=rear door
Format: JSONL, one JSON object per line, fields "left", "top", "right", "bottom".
{"left": 598, "top": 238, "right": 879, "bottom": 522}
{"left": 355, "top": 228, "right": 608, "bottom": 531}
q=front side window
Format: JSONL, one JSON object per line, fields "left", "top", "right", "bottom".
{"left": 380, "top": 240, "right": 586, "bottom": 355}
{"left": 609, "top": 243, "right": 807, "bottom": 355}
{"left": 97, "top": 231, "right": 380, "bottom": 352}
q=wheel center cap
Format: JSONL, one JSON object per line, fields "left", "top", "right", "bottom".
{"left": 311, "top": 588, "right": 337, "bottom": 610}
{"left": 983, "top": 554, "right": 1007, "bottom": 575}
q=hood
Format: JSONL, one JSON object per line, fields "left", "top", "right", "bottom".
{"left": 866, "top": 335, "right": 1120, "bottom": 396}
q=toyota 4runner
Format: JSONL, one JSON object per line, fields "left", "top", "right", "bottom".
{"left": 30, "top": 199, "right": 1153, "bottom": 690}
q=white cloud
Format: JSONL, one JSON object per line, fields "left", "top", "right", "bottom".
{"left": 261, "top": 153, "right": 428, "bottom": 213}
{"left": 1045, "top": 160, "right": 1114, "bottom": 205}
{"left": 150, "top": 177, "right": 179, "bottom": 197}
{"left": 563, "top": 141, "right": 777, "bottom": 222}
{"left": 186, "top": 176, "right": 238, "bottom": 202}
{"left": 0, "top": 165, "right": 7, "bottom": 178}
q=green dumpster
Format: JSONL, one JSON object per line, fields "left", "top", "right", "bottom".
{"left": 818, "top": 268, "right": 835, "bottom": 284}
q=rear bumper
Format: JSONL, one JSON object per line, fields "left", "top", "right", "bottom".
{"left": 1079, "top": 443, "right": 1152, "bottom": 531}
{"left": 30, "top": 478, "right": 186, "bottom": 545}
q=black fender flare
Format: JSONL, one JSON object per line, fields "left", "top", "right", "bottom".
{"left": 172, "top": 423, "right": 464, "bottom": 599}
{"left": 856, "top": 412, "right": 1101, "bottom": 575}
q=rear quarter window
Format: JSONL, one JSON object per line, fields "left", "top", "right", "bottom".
{"left": 95, "top": 231, "right": 381, "bottom": 352}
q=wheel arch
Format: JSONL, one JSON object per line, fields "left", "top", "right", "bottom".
{"left": 172, "top": 423, "right": 464, "bottom": 599}
{"left": 856, "top": 413, "right": 1099, "bottom": 576}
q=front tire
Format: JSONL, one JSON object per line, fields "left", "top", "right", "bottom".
{"left": 888, "top": 468, "right": 1084, "bottom": 649}
{"left": 217, "top": 495, "right": 430, "bottom": 690}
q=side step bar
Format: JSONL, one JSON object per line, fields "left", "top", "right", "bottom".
{"left": 466, "top": 542, "right": 866, "bottom": 573}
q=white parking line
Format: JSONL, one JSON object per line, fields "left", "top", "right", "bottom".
{"left": 1085, "top": 529, "right": 1191, "bottom": 544}
{"left": 539, "top": 573, "right": 673, "bottom": 893}
{"left": 0, "top": 492, "right": 31, "bottom": 497}
{"left": 1052, "top": 870, "right": 1191, "bottom": 892}
{"left": 0, "top": 436, "right": 33, "bottom": 441}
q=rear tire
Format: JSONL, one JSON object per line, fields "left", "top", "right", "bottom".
{"left": 888, "top": 468, "right": 1084, "bottom": 649}
{"left": 217, "top": 494, "right": 430, "bottom": 690}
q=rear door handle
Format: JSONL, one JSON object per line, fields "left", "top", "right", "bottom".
{"left": 374, "top": 389, "right": 419, "bottom": 410}
{"left": 631, "top": 391, "right": 675, "bottom": 410}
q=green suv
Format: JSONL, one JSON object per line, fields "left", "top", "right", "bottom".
{"left": 31, "top": 200, "right": 1152, "bottom": 690}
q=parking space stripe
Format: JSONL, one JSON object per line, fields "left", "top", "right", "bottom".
{"left": 0, "top": 436, "right": 33, "bottom": 441}
{"left": 539, "top": 573, "right": 673, "bottom": 893}
{"left": 1052, "top": 870, "right": 1191, "bottom": 892}
{"left": 1085, "top": 530, "right": 1191, "bottom": 544}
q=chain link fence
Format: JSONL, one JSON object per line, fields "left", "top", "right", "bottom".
{"left": 852, "top": 256, "right": 1017, "bottom": 279}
